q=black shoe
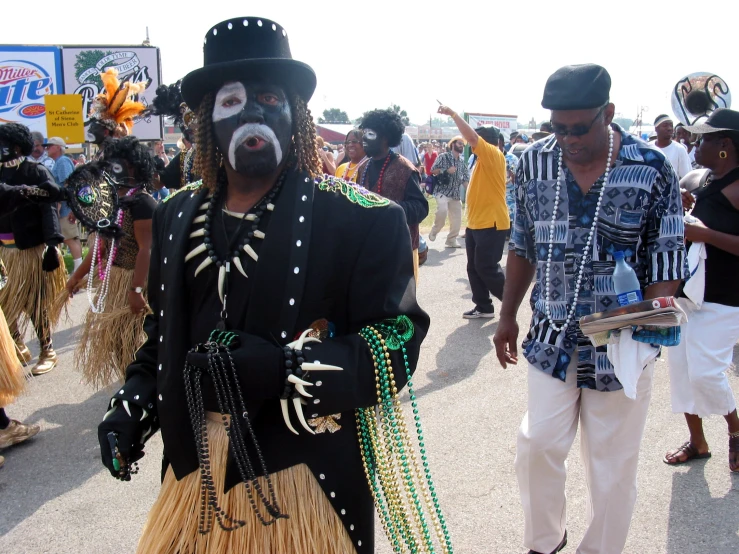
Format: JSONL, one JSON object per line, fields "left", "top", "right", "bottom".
{"left": 462, "top": 308, "right": 495, "bottom": 319}
{"left": 528, "top": 530, "right": 567, "bottom": 554}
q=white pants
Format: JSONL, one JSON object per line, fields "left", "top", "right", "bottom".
{"left": 430, "top": 195, "right": 462, "bottom": 245}
{"left": 669, "top": 298, "right": 739, "bottom": 418}
{"left": 515, "top": 358, "right": 654, "bottom": 554}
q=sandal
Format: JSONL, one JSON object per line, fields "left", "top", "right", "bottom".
{"left": 729, "top": 435, "right": 739, "bottom": 472}
{"left": 663, "top": 441, "right": 712, "bottom": 465}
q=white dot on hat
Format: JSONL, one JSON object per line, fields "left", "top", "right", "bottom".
{"left": 213, "top": 28, "right": 217, "bottom": 36}
{"left": 282, "top": 30, "right": 287, "bottom": 37}
{"left": 257, "top": 19, "right": 263, "bottom": 26}
{"left": 227, "top": 22, "right": 233, "bottom": 30}
{"left": 203, "top": 38, "right": 207, "bottom": 44}
{"left": 272, "top": 23, "right": 277, "bottom": 31}
{"left": 243, "top": 19, "right": 248, "bottom": 26}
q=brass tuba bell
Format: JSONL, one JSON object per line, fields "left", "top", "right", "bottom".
{"left": 672, "top": 72, "right": 731, "bottom": 126}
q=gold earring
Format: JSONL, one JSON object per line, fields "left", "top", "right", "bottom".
{"left": 720, "top": 151, "right": 728, "bottom": 159}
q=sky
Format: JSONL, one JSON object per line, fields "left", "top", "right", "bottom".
{"left": 5, "top": 0, "right": 739, "bottom": 127}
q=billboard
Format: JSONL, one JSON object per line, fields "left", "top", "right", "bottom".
{"left": 61, "top": 46, "right": 162, "bottom": 140}
{"left": 465, "top": 113, "right": 518, "bottom": 134}
{"left": 0, "top": 46, "right": 63, "bottom": 136}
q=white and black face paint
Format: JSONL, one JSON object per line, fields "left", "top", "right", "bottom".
{"left": 212, "top": 81, "right": 293, "bottom": 177}
{"left": 0, "top": 140, "right": 13, "bottom": 163}
{"left": 361, "top": 128, "right": 382, "bottom": 158}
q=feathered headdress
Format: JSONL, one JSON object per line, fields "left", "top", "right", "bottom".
{"left": 143, "top": 80, "right": 196, "bottom": 134}
{"left": 88, "top": 68, "right": 148, "bottom": 134}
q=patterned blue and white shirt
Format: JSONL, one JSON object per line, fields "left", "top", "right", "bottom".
{"left": 510, "top": 125, "right": 688, "bottom": 391}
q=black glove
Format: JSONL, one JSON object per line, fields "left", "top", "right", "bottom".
{"left": 98, "top": 401, "right": 146, "bottom": 479}
{"left": 41, "top": 244, "right": 60, "bottom": 272}
{"left": 37, "top": 181, "right": 67, "bottom": 203}
{"left": 185, "top": 330, "right": 283, "bottom": 402}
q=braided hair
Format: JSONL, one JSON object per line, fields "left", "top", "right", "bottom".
{"left": 194, "top": 89, "right": 321, "bottom": 192}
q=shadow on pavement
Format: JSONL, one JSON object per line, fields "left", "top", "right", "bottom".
{"left": 414, "top": 319, "right": 497, "bottom": 399}
{"left": 0, "top": 387, "right": 111, "bottom": 536}
{"left": 666, "top": 461, "right": 739, "bottom": 554}
{"left": 421, "top": 246, "right": 459, "bottom": 268}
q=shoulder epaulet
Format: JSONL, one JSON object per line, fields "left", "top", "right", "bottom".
{"left": 315, "top": 176, "right": 389, "bottom": 208}
{"left": 162, "top": 180, "right": 204, "bottom": 203}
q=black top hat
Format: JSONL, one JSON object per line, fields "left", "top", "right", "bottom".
{"left": 181, "top": 17, "right": 317, "bottom": 110}
{"left": 683, "top": 108, "right": 739, "bottom": 135}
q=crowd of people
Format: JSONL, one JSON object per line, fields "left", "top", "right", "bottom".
{"left": 0, "top": 15, "right": 738, "bottom": 554}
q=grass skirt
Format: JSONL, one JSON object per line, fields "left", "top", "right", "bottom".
{"left": 137, "top": 413, "right": 356, "bottom": 554}
{"left": 0, "top": 307, "right": 24, "bottom": 406}
{"left": 0, "top": 245, "right": 66, "bottom": 341}
{"left": 75, "top": 266, "right": 149, "bottom": 389}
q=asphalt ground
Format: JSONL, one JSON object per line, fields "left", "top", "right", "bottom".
{"left": 1, "top": 235, "right": 738, "bottom": 554}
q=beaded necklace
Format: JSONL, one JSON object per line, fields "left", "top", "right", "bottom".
{"left": 341, "top": 156, "right": 367, "bottom": 181}
{"left": 544, "top": 127, "right": 614, "bottom": 333}
{"left": 87, "top": 186, "right": 140, "bottom": 314}
{"left": 361, "top": 152, "right": 395, "bottom": 195}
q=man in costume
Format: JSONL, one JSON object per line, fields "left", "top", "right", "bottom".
{"left": 358, "top": 109, "right": 429, "bottom": 280}
{"left": 0, "top": 143, "right": 66, "bottom": 468}
{"left": 87, "top": 68, "right": 148, "bottom": 158}
{"left": 97, "top": 17, "right": 449, "bottom": 554}
{"left": 63, "top": 137, "right": 157, "bottom": 389}
{"left": 0, "top": 123, "right": 66, "bottom": 375}
{"left": 493, "top": 64, "right": 687, "bottom": 554}
{"left": 146, "top": 81, "right": 200, "bottom": 190}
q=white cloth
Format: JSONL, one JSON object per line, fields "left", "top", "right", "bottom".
{"left": 607, "top": 328, "right": 660, "bottom": 400}
{"left": 668, "top": 298, "right": 739, "bottom": 417}
{"left": 683, "top": 241, "right": 707, "bottom": 307}
{"left": 516, "top": 358, "right": 654, "bottom": 554}
{"left": 655, "top": 141, "right": 692, "bottom": 179}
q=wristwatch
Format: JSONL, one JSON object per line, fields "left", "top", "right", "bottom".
{"left": 130, "top": 286, "right": 144, "bottom": 294}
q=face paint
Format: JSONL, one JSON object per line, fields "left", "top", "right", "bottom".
{"left": 88, "top": 120, "right": 108, "bottom": 145}
{"left": 0, "top": 139, "right": 14, "bottom": 163}
{"left": 212, "top": 81, "right": 293, "bottom": 177}
{"left": 105, "top": 158, "right": 135, "bottom": 187}
{"left": 362, "top": 128, "right": 382, "bottom": 158}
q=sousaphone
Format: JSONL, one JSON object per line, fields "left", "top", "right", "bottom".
{"left": 672, "top": 72, "right": 731, "bottom": 126}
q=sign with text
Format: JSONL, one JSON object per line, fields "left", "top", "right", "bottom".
{"left": 61, "top": 46, "right": 162, "bottom": 141}
{"left": 0, "top": 46, "right": 63, "bottom": 136}
{"left": 465, "top": 113, "right": 518, "bottom": 134}
{"left": 44, "top": 94, "right": 85, "bottom": 143}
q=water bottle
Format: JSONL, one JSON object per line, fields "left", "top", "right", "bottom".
{"left": 612, "top": 251, "right": 643, "bottom": 306}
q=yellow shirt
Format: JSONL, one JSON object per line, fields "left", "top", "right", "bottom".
{"left": 335, "top": 161, "right": 363, "bottom": 183}
{"left": 467, "top": 137, "right": 509, "bottom": 230}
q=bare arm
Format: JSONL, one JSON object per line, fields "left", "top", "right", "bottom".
{"left": 687, "top": 220, "right": 739, "bottom": 257}
{"left": 493, "top": 252, "right": 536, "bottom": 367}
{"left": 437, "top": 104, "right": 479, "bottom": 148}
{"left": 129, "top": 219, "right": 153, "bottom": 314}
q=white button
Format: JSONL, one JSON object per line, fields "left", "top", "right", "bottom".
{"left": 161, "top": 284, "right": 165, "bottom": 291}
{"left": 160, "top": 310, "right": 164, "bottom": 317}
{"left": 158, "top": 394, "right": 163, "bottom": 401}
{"left": 164, "top": 257, "right": 167, "bottom": 264}
{"left": 304, "top": 177, "right": 310, "bottom": 182}
{"left": 159, "top": 336, "right": 163, "bottom": 342}
{"left": 178, "top": 212, "right": 183, "bottom": 218}
{"left": 272, "top": 23, "right": 277, "bottom": 31}
{"left": 358, "top": 541, "right": 362, "bottom": 546}
{"left": 319, "top": 473, "right": 325, "bottom": 480}
{"left": 158, "top": 364, "right": 162, "bottom": 371}
{"left": 330, "top": 491, "right": 335, "bottom": 498}
{"left": 289, "top": 298, "right": 295, "bottom": 305}
{"left": 119, "top": 389, "right": 124, "bottom": 395}
{"left": 302, "top": 195, "right": 307, "bottom": 201}
{"left": 316, "top": 381, "right": 322, "bottom": 387}
{"left": 169, "top": 234, "right": 173, "bottom": 240}
{"left": 190, "top": 193, "right": 195, "bottom": 198}
{"left": 296, "top": 240, "right": 302, "bottom": 247}
{"left": 134, "top": 395, "right": 139, "bottom": 400}
{"left": 281, "top": 331, "right": 287, "bottom": 339}
{"left": 341, "top": 509, "right": 346, "bottom": 515}
{"left": 294, "top": 267, "right": 299, "bottom": 274}
{"left": 350, "top": 524, "right": 355, "bottom": 531}
{"left": 313, "top": 399, "right": 320, "bottom": 404}
{"left": 299, "top": 216, "right": 305, "bottom": 223}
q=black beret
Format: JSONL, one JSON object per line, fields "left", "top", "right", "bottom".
{"left": 541, "top": 64, "right": 611, "bottom": 110}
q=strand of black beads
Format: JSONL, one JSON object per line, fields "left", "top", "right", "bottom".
{"left": 183, "top": 361, "right": 210, "bottom": 535}
{"left": 194, "top": 361, "right": 216, "bottom": 534}
{"left": 221, "top": 343, "right": 286, "bottom": 520}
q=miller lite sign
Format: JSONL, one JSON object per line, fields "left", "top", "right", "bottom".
{"left": 0, "top": 46, "right": 63, "bottom": 136}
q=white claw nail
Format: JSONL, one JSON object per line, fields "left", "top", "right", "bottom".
{"left": 140, "top": 408, "right": 148, "bottom": 422}
{"left": 103, "top": 407, "right": 116, "bottom": 421}
{"left": 140, "top": 426, "right": 153, "bottom": 443}
{"left": 122, "top": 400, "right": 131, "bottom": 417}
{"left": 280, "top": 398, "right": 299, "bottom": 435}
{"left": 294, "top": 397, "right": 315, "bottom": 434}
{"left": 302, "top": 362, "right": 343, "bottom": 372}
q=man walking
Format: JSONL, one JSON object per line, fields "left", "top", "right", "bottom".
{"left": 653, "top": 114, "right": 692, "bottom": 179}
{"left": 437, "top": 104, "right": 508, "bottom": 319}
{"left": 45, "top": 137, "right": 83, "bottom": 272}
{"left": 428, "top": 136, "right": 469, "bottom": 248}
{"left": 494, "top": 64, "right": 687, "bottom": 554}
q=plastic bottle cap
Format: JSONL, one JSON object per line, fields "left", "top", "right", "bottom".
{"left": 613, "top": 251, "right": 625, "bottom": 260}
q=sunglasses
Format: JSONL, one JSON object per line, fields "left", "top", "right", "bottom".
{"left": 551, "top": 106, "right": 606, "bottom": 137}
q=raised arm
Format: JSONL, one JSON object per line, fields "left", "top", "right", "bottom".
{"left": 437, "top": 104, "right": 479, "bottom": 148}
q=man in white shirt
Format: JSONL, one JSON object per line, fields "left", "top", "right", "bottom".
{"left": 653, "top": 114, "right": 692, "bottom": 178}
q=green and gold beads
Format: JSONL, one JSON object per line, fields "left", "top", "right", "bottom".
{"left": 356, "top": 323, "right": 452, "bottom": 554}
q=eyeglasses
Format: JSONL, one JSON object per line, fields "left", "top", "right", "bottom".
{"left": 344, "top": 140, "right": 361, "bottom": 146}
{"left": 551, "top": 106, "right": 606, "bottom": 137}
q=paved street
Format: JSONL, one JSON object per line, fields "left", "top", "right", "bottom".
{"left": 1, "top": 239, "right": 738, "bottom": 553}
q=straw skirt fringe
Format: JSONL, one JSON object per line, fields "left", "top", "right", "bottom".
{"left": 0, "top": 245, "right": 66, "bottom": 338}
{"left": 75, "top": 266, "right": 149, "bottom": 389}
{"left": 0, "top": 307, "right": 24, "bottom": 406}
{"left": 137, "top": 413, "right": 356, "bottom": 554}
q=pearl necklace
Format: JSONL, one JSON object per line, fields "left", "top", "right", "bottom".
{"left": 341, "top": 156, "right": 367, "bottom": 181}
{"left": 544, "top": 127, "right": 614, "bottom": 333}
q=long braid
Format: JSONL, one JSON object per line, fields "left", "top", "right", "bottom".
{"left": 291, "top": 94, "right": 321, "bottom": 178}
{"left": 194, "top": 92, "right": 221, "bottom": 192}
